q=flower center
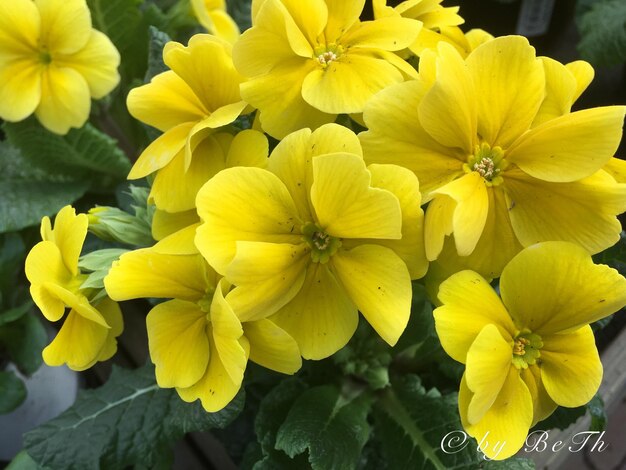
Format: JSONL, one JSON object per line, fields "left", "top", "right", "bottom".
{"left": 38, "top": 49, "right": 52, "bottom": 65}
{"left": 197, "top": 287, "right": 216, "bottom": 314}
{"left": 511, "top": 331, "right": 543, "bottom": 369}
{"left": 314, "top": 44, "right": 343, "bottom": 68}
{"left": 464, "top": 142, "right": 507, "bottom": 186}
{"left": 302, "top": 222, "right": 341, "bottom": 264}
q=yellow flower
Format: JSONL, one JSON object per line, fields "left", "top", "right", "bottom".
{"left": 24, "top": 206, "right": 123, "bottom": 371}
{"left": 195, "top": 124, "right": 427, "bottom": 359}
{"left": 191, "top": 0, "right": 240, "bottom": 44}
{"left": 433, "top": 242, "right": 626, "bottom": 460}
{"left": 361, "top": 35, "right": 626, "bottom": 278}
{"left": 104, "top": 249, "right": 301, "bottom": 412}
{"left": 127, "top": 34, "right": 250, "bottom": 212}
{"left": 0, "top": 0, "right": 120, "bottom": 134}
{"left": 233, "top": 0, "right": 422, "bottom": 138}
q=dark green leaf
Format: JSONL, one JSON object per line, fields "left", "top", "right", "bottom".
{"left": 0, "top": 302, "right": 32, "bottom": 327}
{"left": 374, "top": 375, "right": 481, "bottom": 470}
{"left": 0, "top": 312, "right": 47, "bottom": 375}
{"left": 4, "top": 119, "right": 131, "bottom": 185}
{"left": 0, "top": 370, "right": 27, "bottom": 414}
{"left": 227, "top": 0, "right": 252, "bottom": 32}
{"left": 275, "top": 385, "right": 372, "bottom": 470}
{"left": 24, "top": 364, "right": 244, "bottom": 469}
{"left": 533, "top": 404, "right": 586, "bottom": 431}
{"left": 577, "top": 0, "right": 626, "bottom": 66}
{"left": 145, "top": 26, "right": 171, "bottom": 81}
{"left": 482, "top": 457, "right": 536, "bottom": 469}
{"left": 587, "top": 395, "right": 606, "bottom": 432}
{"left": 87, "top": 0, "right": 143, "bottom": 62}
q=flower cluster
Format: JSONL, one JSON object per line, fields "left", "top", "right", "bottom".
{"left": 21, "top": 0, "right": 626, "bottom": 462}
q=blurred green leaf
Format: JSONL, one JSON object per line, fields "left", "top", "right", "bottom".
{"left": 0, "top": 370, "right": 27, "bottom": 414}
{"left": 577, "top": 0, "right": 626, "bottom": 66}
{"left": 587, "top": 395, "right": 607, "bottom": 432}
{"left": 0, "top": 312, "right": 47, "bottom": 375}
{"left": 6, "top": 450, "right": 42, "bottom": 470}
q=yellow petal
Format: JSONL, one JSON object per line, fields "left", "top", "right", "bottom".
{"left": 302, "top": 52, "right": 403, "bottom": 114}
{"left": 341, "top": 16, "right": 421, "bottom": 50}
{"left": 532, "top": 57, "right": 576, "bottom": 127}
{"left": 361, "top": 79, "right": 465, "bottom": 200}
{"left": 104, "top": 250, "right": 208, "bottom": 302}
{"left": 499, "top": 241, "right": 626, "bottom": 335}
{"left": 127, "top": 71, "right": 206, "bottom": 133}
{"left": 211, "top": 279, "right": 247, "bottom": 384}
{"left": 279, "top": 0, "right": 327, "bottom": 46}
{"left": 224, "top": 242, "right": 309, "bottom": 322}
{"left": 520, "top": 365, "right": 557, "bottom": 426}
{"left": 540, "top": 325, "right": 602, "bottom": 408}
{"left": 146, "top": 299, "right": 209, "bottom": 388}
{"left": 35, "top": 0, "right": 91, "bottom": 54}
{"left": 244, "top": 319, "right": 302, "bottom": 374}
{"left": 423, "top": 192, "right": 455, "bottom": 261}
{"left": 603, "top": 157, "right": 626, "bottom": 183}
{"left": 418, "top": 42, "right": 476, "bottom": 153}
{"left": 225, "top": 129, "right": 269, "bottom": 168}
{"left": 94, "top": 297, "right": 124, "bottom": 362}
{"left": 57, "top": 30, "right": 120, "bottom": 99}
{"left": 332, "top": 244, "right": 411, "bottom": 346}
{"left": 152, "top": 208, "right": 199, "bottom": 241}
{"left": 30, "top": 284, "right": 65, "bottom": 323}
{"left": 47, "top": 205, "right": 88, "bottom": 276}
{"left": 41, "top": 282, "right": 108, "bottom": 327}
{"left": 151, "top": 137, "right": 222, "bottom": 212}
{"left": 367, "top": 163, "right": 428, "bottom": 279}
{"left": 506, "top": 106, "right": 626, "bottom": 183}
{"left": 35, "top": 64, "right": 90, "bottom": 134}
{"left": 128, "top": 123, "right": 193, "bottom": 179}
{"left": 566, "top": 60, "right": 594, "bottom": 103}
{"left": 177, "top": 330, "right": 247, "bottom": 412}
{"left": 272, "top": 263, "right": 358, "bottom": 360}
{"left": 324, "top": 0, "right": 364, "bottom": 43}
{"left": 164, "top": 35, "right": 244, "bottom": 112}
{"left": 195, "top": 167, "right": 302, "bottom": 274}
{"left": 505, "top": 168, "right": 626, "bottom": 254}
{"left": 311, "top": 153, "right": 402, "bottom": 239}
{"left": 240, "top": 59, "right": 334, "bottom": 139}
{"left": 0, "top": 59, "right": 41, "bottom": 122}
{"left": 431, "top": 172, "right": 489, "bottom": 256}
{"left": 152, "top": 223, "right": 200, "bottom": 255}
{"left": 186, "top": 100, "right": 248, "bottom": 152}
{"left": 465, "top": 324, "right": 512, "bottom": 424}
{"left": 42, "top": 309, "right": 108, "bottom": 371}
{"left": 0, "top": 0, "right": 40, "bottom": 58}
{"left": 464, "top": 367, "right": 533, "bottom": 461}
{"left": 466, "top": 36, "right": 544, "bottom": 148}
{"left": 268, "top": 125, "right": 361, "bottom": 218}
{"left": 434, "top": 270, "right": 515, "bottom": 363}
{"left": 25, "top": 241, "right": 72, "bottom": 293}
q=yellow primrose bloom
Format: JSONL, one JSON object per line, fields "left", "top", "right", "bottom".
{"left": 24, "top": 206, "right": 123, "bottom": 371}
{"left": 361, "top": 35, "right": 626, "bottom": 278}
{"left": 233, "top": 0, "right": 422, "bottom": 138}
{"left": 433, "top": 242, "right": 626, "bottom": 460}
{"left": 191, "top": 0, "right": 240, "bottom": 44}
{"left": 0, "top": 0, "right": 120, "bottom": 134}
{"left": 104, "top": 249, "right": 301, "bottom": 412}
{"left": 195, "top": 124, "right": 427, "bottom": 359}
{"left": 127, "top": 34, "right": 250, "bottom": 212}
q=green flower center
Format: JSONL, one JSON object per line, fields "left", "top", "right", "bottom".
{"left": 314, "top": 44, "right": 343, "bottom": 68}
{"left": 302, "top": 222, "right": 341, "bottom": 264}
{"left": 464, "top": 142, "right": 507, "bottom": 186}
{"left": 39, "top": 49, "right": 52, "bottom": 65}
{"left": 197, "top": 287, "right": 216, "bottom": 314}
{"left": 511, "top": 331, "right": 543, "bottom": 369}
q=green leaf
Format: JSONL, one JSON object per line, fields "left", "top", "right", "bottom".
{"left": 227, "top": 0, "right": 252, "bottom": 32}
{"left": 587, "top": 395, "right": 607, "bottom": 432}
{"left": 0, "top": 142, "right": 89, "bottom": 233}
{"left": 0, "top": 370, "right": 27, "bottom": 414}
{"left": 78, "top": 248, "right": 128, "bottom": 272}
{"left": 374, "top": 375, "right": 481, "bottom": 470}
{"left": 0, "top": 302, "right": 32, "bottom": 327}
{"left": 577, "top": 0, "right": 626, "bottom": 66}
{"left": 275, "top": 385, "right": 372, "bottom": 470}
{"left": 87, "top": 0, "right": 143, "bottom": 58}
{"left": 4, "top": 119, "right": 131, "bottom": 185}
{"left": 6, "top": 450, "right": 42, "bottom": 470}
{"left": 0, "top": 312, "right": 47, "bottom": 375}
{"left": 24, "top": 364, "right": 244, "bottom": 469}
{"left": 145, "top": 26, "right": 171, "bottom": 81}
{"left": 483, "top": 457, "right": 536, "bottom": 469}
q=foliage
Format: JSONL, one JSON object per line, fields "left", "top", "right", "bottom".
{"left": 576, "top": 0, "right": 626, "bottom": 66}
